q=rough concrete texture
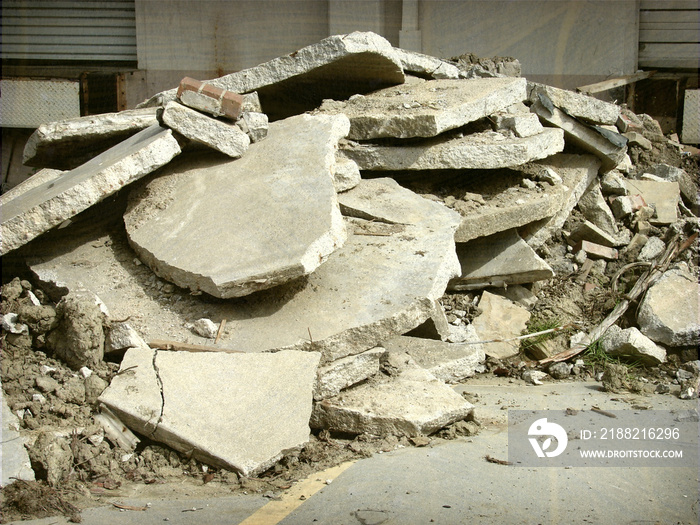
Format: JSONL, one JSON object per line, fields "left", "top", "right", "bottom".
{"left": 393, "top": 47, "right": 461, "bottom": 79}
{"left": 318, "top": 77, "right": 526, "bottom": 140}
{"left": 0, "top": 124, "right": 181, "bottom": 256}
{"left": 527, "top": 82, "right": 621, "bottom": 125}
{"left": 637, "top": 266, "right": 700, "bottom": 347}
{"left": 382, "top": 335, "right": 485, "bottom": 383}
{"left": 106, "top": 321, "right": 146, "bottom": 355}
{"left": 2, "top": 387, "right": 35, "bottom": 485}
{"left": 332, "top": 155, "right": 361, "bottom": 193}
{"left": 531, "top": 100, "right": 626, "bottom": 171}
{"left": 452, "top": 167, "right": 571, "bottom": 243}
{"left": 406, "top": 298, "right": 451, "bottom": 341}
{"left": 311, "top": 353, "right": 474, "bottom": 436}
{"left": 340, "top": 127, "right": 564, "bottom": 171}
{"left": 235, "top": 111, "right": 269, "bottom": 143}
{"left": 30, "top": 177, "right": 461, "bottom": 364}
{"left": 520, "top": 154, "right": 601, "bottom": 248}
{"left": 577, "top": 180, "right": 618, "bottom": 237}
{"left": 624, "top": 179, "right": 679, "bottom": 225}
{"left": 100, "top": 347, "right": 320, "bottom": 477}
{"left": 125, "top": 114, "right": 349, "bottom": 298}
{"left": 162, "top": 101, "right": 250, "bottom": 158}
{"left": 23, "top": 108, "right": 160, "bottom": 169}
{"left": 652, "top": 164, "right": 696, "bottom": 207}
{"left": 142, "top": 31, "right": 405, "bottom": 120}
{"left": 0, "top": 168, "right": 64, "bottom": 202}
{"left": 601, "top": 325, "right": 666, "bottom": 365}
{"left": 449, "top": 229, "right": 553, "bottom": 290}
{"left": 567, "top": 220, "right": 618, "bottom": 248}
{"left": 493, "top": 111, "right": 543, "bottom": 138}
{"left": 315, "top": 347, "right": 385, "bottom": 400}
{"left": 471, "top": 291, "right": 531, "bottom": 359}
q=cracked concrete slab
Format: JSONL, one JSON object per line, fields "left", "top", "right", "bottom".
{"left": 23, "top": 108, "right": 160, "bottom": 170}
{"left": 1, "top": 124, "right": 181, "bottom": 256}
{"left": 318, "top": 77, "right": 526, "bottom": 140}
{"left": 142, "top": 31, "right": 405, "bottom": 121}
{"left": 340, "top": 127, "right": 564, "bottom": 171}
{"left": 382, "top": 335, "right": 485, "bottom": 383}
{"left": 393, "top": 48, "right": 461, "bottom": 79}
{"left": 99, "top": 346, "right": 320, "bottom": 477}
{"left": 527, "top": 82, "right": 621, "bottom": 125}
{"left": 448, "top": 229, "right": 553, "bottom": 290}
{"left": 124, "top": 114, "right": 348, "bottom": 298}
{"left": 624, "top": 179, "right": 679, "bottom": 225}
{"left": 310, "top": 353, "right": 474, "bottom": 436}
{"left": 315, "top": 347, "right": 385, "bottom": 401}
{"left": 471, "top": 291, "right": 531, "bottom": 359}
{"left": 28, "top": 176, "right": 461, "bottom": 365}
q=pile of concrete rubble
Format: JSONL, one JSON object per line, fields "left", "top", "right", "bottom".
{"left": 1, "top": 31, "right": 698, "bottom": 481}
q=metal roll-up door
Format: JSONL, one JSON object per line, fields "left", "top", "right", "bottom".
{"left": 639, "top": 0, "right": 699, "bottom": 69}
{"left": 1, "top": 0, "right": 136, "bottom": 63}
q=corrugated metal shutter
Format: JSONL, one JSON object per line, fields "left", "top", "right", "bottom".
{"left": 639, "top": 0, "right": 699, "bottom": 69}
{"left": 1, "top": 0, "right": 136, "bottom": 62}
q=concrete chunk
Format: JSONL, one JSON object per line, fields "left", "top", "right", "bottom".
{"left": 638, "top": 267, "right": 700, "bottom": 347}
{"left": 340, "top": 127, "right": 564, "bottom": 171}
{"left": 315, "top": 347, "right": 385, "bottom": 400}
{"left": 30, "top": 177, "right": 461, "bottom": 364}
{"left": 625, "top": 179, "right": 680, "bottom": 225}
{"left": 162, "top": 101, "right": 250, "bottom": 158}
{"left": 382, "top": 335, "right": 485, "bottom": 383}
{"left": 531, "top": 100, "right": 626, "bottom": 171}
{"left": 471, "top": 291, "right": 531, "bottom": 359}
{"left": 235, "top": 112, "right": 269, "bottom": 143}
{"left": 319, "top": 77, "right": 526, "bottom": 140}
{"left": 573, "top": 240, "right": 618, "bottom": 260}
{"left": 2, "top": 389, "right": 35, "bottom": 485}
{"left": 493, "top": 112, "right": 544, "bottom": 138}
{"left": 125, "top": 114, "right": 348, "bottom": 298}
{"left": 23, "top": 108, "right": 160, "bottom": 169}
{"left": 177, "top": 77, "right": 244, "bottom": 120}
{"left": 1, "top": 124, "right": 181, "bottom": 256}
{"left": 652, "top": 164, "right": 696, "bottom": 208}
{"left": 311, "top": 354, "right": 474, "bottom": 436}
{"left": 567, "top": 220, "right": 618, "bottom": 248}
{"left": 332, "top": 155, "right": 361, "bottom": 193}
{"left": 99, "top": 347, "right": 320, "bottom": 477}
{"left": 449, "top": 229, "right": 553, "bottom": 290}
{"left": 601, "top": 325, "right": 666, "bottom": 365}
{"left": 142, "top": 31, "right": 405, "bottom": 120}
{"left": 527, "top": 82, "right": 621, "bottom": 125}
{"left": 393, "top": 47, "right": 461, "bottom": 79}
{"left": 577, "top": 181, "right": 618, "bottom": 237}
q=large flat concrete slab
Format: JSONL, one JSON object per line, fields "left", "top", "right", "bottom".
{"left": 340, "top": 127, "right": 564, "bottom": 171}
{"left": 124, "top": 114, "right": 348, "bottom": 298}
{"left": 393, "top": 47, "right": 460, "bottom": 79}
{"left": 28, "top": 177, "right": 461, "bottom": 364}
{"left": 99, "top": 347, "right": 319, "bottom": 477}
{"left": 624, "top": 179, "right": 680, "bottom": 225}
{"left": 23, "top": 108, "right": 160, "bottom": 170}
{"left": 1, "top": 124, "right": 181, "bottom": 256}
{"left": 527, "top": 82, "right": 621, "bottom": 125}
{"left": 142, "top": 31, "right": 405, "bottom": 120}
{"left": 448, "top": 229, "right": 554, "bottom": 290}
{"left": 319, "top": 77, "right": 526, "bottom": 139}
{"left": 311, "top": 354, "right": 474, "bottom": 436}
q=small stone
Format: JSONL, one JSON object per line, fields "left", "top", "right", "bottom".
{"left": 192, "top": 318, "right": 218, "bottom": 339}
{"left": 32, "top": 393, "right": 47, "bottom": 404}
{"left": 655, "top": 383, "right": 670, "bottom": 394}
{"left": 35, "top": 375, "right": 59, "bottom": 393}
{"left": 548, "top": 362, "right": 572, "bottom": 379}
{"left": 522, "top": 369, "right": 547, "bottom": 385}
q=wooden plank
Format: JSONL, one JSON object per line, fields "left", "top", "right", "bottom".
{"left": 640, "top": 0, "right": 698, "bottom": 9}
{"left": 640, "top": 10, "right": 700, "bottom": 24}
{"left": 640, "top": 28, "right": 700, "bottom": 43}
{"left": 577, "top": 71, "right": 657, "bottom": 94}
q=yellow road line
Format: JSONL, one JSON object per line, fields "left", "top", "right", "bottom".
{"left": 238, "top": 460, "right": 356, "bottom": 525}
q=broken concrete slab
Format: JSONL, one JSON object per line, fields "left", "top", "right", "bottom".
{"left": 567, "top": 220, "right": 618, "bottom": 248}
{"left": 471, "top": 291, "right": 531, "bottom": 359}
{"left": 577, "top": 181, "right": 618, "bottom": 237}
{"left": 1, "top": 124, "right": 181, "bottom": 256}
{"left": 0, "top": 168, "right": 65, "bottom": 201}
{"left": 162, "top": 101, "right": 251, "bottom": 158}
{"left": 573, "top": 239, "right": 618, "bottom": 260}
{"left": 310, "top": 353, "right": 474, "bottom": 436}
{"left": 125, "top": 114, "right": 348, "bottom": 298}
{"left": 29, "top": 176, "right": 461, "bottom": 364}
{"left": 531, "top": 99, "right": 627, "bottom": 171}
{"left": 519, "top": 154, "right": 601, "bottom": 248}
{"left": 448, "top": 229, "right": 553, "bottom": 291}
{"left": 637, "top": 266, "right": 700, "bottom": 347}
{"left": 527, "top": 82, "right": 621, "bottom": 125}
{"left": 651, "top": 164, "right": 696, "bottom": 209}
{"left": 382, "top": 335, "right": 485, "bottom": 383}
{"left": 405, "top": 298, "right": 451, "bottom": 341}
{"left": 143, "top": 31, "right": 405, "bottom": 121}
{"left": 315, "top": 347, "right": 385, "bottom": 401}
{"left": 624, "top": 179, "right": 680, "bottom": 225}
{"left": 393, "top": 47, "right": 460, "bottom": 79}
{"left": 235, "top": 111, "right": 269, "bottom": 143}
{"left": 601, "top": 325, "right": 666, "bottom": 365}
{"left": 319, "top": 77, "right": 527, "bottom": 140}
{"left": 99, "top": 347, "right": 320, "bottom": 477}
{"left": 2, "top": 386, "right": 35, "bottom": 486}
{"left": 493, "top": 111, "right": 543, "bottom": 138}
{"left": 23, "top": 108, "right": 160, "bottom": 170}
{"left": 332, "top": 155, "right": 361, "bottom": 193}
{"left": 340, "top": 127, "right": 564, "bottom": 171}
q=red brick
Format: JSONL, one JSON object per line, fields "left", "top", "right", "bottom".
{"left": 176, "top": 77, "right": 243, "bottom": 120}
